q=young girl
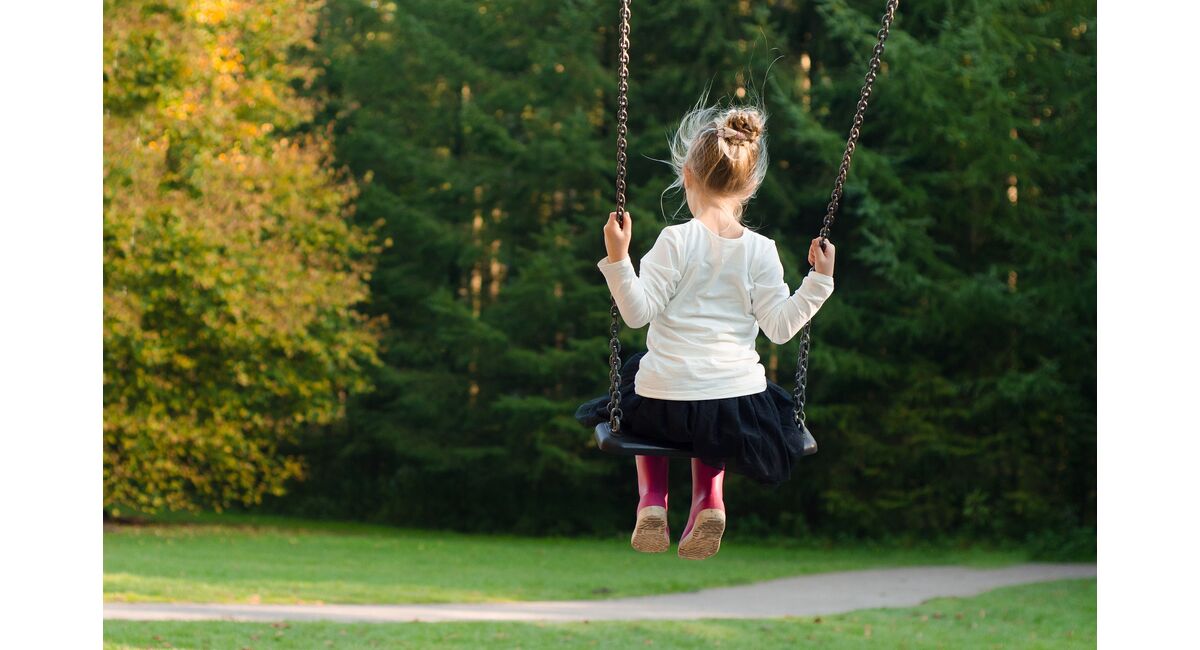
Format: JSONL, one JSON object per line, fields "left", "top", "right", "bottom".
{"left": 575, "top": 102, "right": 836, "bottom": 560}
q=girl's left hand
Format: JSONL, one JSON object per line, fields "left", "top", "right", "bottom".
{"left": 604, "top": 211, "right": 632, "bottom": 263}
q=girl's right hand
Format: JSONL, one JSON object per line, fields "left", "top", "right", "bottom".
{"left": 808, "top": 237, "right": 836, "bottom": 277}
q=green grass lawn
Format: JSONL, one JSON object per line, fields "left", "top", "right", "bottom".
{"left": 103, "top": 578, "right": 1096, "bottom": 649}
{"left": 106, "top": 513, "right": 1032, "bottom": 605}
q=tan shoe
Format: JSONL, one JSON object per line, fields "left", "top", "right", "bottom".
{"left": 630, "top": 505, "right": 670, "bottom": 553}
{"left": 677, "top": 508, "right": 726, "bottom": 560}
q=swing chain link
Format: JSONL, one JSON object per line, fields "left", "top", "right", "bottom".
{"left": 794, "top": 0, "right": 899, "bottom": 428}
{"left": 606, "top": 0, "right": 633, "bottom": 434}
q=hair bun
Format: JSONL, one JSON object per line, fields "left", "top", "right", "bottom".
{"left": 720, "top": 110, "right": 764, "bottom": 145}
{"left": 716, "top": 125, "right": 752, "bottom": 145}
{"left": 714, "top": 109, "right": 764, "bottom": 163}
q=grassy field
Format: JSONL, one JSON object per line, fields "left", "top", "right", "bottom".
{"left": 105, "top": 513, "right": 1032, "bottom": 605}
{"left": 104, "top": 578, "right": 1096, "bottom": 649}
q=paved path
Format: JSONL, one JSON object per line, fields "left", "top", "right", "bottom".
{"left": 104, "top": 563, "right": 1095, "bottom": 623}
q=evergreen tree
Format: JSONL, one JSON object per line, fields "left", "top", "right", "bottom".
{"left": 280, "top": 0, "right": 1095, "bottom": 543}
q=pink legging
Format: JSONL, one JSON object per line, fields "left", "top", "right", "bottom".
{"left": 636, "top": 455, "right": 725, "bottom": 539}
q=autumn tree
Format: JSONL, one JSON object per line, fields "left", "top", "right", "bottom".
{"left": 103, "top": 0, "right": 379, "bottom": 514}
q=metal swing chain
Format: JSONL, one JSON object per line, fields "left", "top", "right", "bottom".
{"left": 606, "top": 0, "right": 633, "bottom": 434}
{"left": 793, "top": 0, "right": 899, "bottom": 429}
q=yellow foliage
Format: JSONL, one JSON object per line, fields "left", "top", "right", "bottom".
{"left": 190, "top": 0, "right": 241, "bottom": 26}
{"left": 104, "top": 0, "right": 379, "bottom": 515}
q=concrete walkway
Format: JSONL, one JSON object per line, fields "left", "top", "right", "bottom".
{"left": 104, "top": 563, "right": 1095, "bottom": 623}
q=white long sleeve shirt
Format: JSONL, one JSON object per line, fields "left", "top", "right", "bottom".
{"left": 597, "top": 217, "right": 835, "bottom": 400}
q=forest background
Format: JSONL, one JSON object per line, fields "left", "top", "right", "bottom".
{"left": 103, "top": 0, "right": 1096, "bottom": 550}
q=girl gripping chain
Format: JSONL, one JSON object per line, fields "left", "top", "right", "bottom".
{"left": 575, "top": 102, "right": 836, "bottom": 560}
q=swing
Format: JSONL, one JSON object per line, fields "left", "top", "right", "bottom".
{"left": 594, "top": 0, "right": 900, "bottom": 458}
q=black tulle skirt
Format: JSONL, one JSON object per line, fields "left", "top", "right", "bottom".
{"left": 574, "top": 350, "right": 807, "bottom": 487}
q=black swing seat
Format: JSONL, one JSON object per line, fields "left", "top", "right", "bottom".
{"left": 593, "top": 422, "right": 697, "bottom": 458}
{"left": 593, "top": 422, "right": 820, "bottom": 458}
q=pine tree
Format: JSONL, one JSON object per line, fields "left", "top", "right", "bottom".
{"left": 282, "top": 0, "right": 1095, "bottom": 542}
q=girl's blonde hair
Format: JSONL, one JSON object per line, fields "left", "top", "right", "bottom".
{"left": 662, "top": 90, "right": 769, "bottom": 222}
